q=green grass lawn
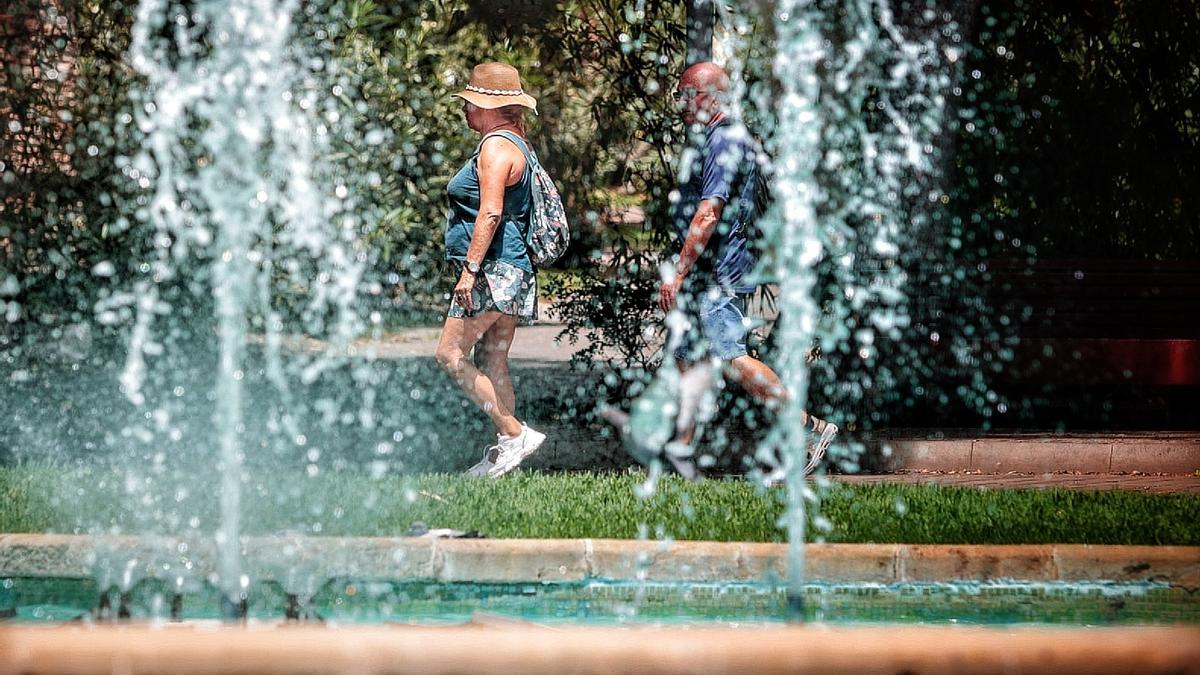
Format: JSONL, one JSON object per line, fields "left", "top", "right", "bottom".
{"left": 1, "top": 467, "right": 1197, "bottom": 545}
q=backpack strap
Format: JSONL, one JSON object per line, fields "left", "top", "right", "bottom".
{"left": 477, "top": 130, "right": 535, "bottom": 165}
{"left": 478, "top": 131, "right": 538, "bottom": 249}
{"left": 476, "top": 130, "right": 536, "bottom": 195}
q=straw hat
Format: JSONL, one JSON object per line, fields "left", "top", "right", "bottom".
{"left": 453, "top": 62, "right": 538, "bottom": 114}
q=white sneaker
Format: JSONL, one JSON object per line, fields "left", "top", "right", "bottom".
{"left": 466, "top": 442, "right": 500, "bottom": 478}
{"left": 487, "top": 425, "right": 546, "bottom": 478}
{"left": 762, "top": 418, "right": 838, "bottom": 486}
{"left": 803, "top": 418, "right": 838, "bottom": 474}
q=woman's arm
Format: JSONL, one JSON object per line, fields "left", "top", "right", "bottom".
{"left": 464, "top": 138, "right": 522, "bottom": 266}
{"left": 453, "top": 137, "right": 526, "bottom": 312}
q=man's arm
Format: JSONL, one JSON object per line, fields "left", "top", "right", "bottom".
{"left": 660, "top": 125, "right": 742, "bottom": 312}
{"left": 659, "top": 197, "right": 725, "bottom": 312}
{"left": 676, "top": 197, "right": 725, "bottom": 280}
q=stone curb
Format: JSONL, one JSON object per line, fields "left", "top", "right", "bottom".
{"left": 3, "top": 625, "right": 1200, "bottom": 674}
{"left": 2, "top": 535, "right": 1196, "bottom": 588}
{"left": 875, "top": 433, "right": 1200, "bottom": 474}
{"left": 531, "top": 424, "right": 1200, "bottom": 475}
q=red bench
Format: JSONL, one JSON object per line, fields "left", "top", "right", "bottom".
{"left": 984, "top": 259, "right": 1200, "bottom": 386}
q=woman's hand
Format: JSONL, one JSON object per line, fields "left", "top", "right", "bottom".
{"left": 454, "top": 268, "right": 477, "bottom": 312}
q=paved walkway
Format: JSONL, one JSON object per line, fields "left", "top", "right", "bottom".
{"left": 833, "top": 472, "right": 1200, "bottom": 494}
{"left": 263, "top": 321, "right": 606, "bottom": 364}
{"left": 290, "top": 324, "right": 1200, "bottom": 480}
{"left": 370, "top": 323, "right": 596, "bottom": 363}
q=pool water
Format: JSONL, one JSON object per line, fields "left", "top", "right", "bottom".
{"left": 3, "top": 576, "right": 1198, "bottom": 626}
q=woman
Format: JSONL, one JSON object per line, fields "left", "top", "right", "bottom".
{"left": 435, "top": 62, "right": 545, "bottom": 478}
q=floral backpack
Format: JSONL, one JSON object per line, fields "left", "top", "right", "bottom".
{"left": 487, "top": 131, "right": 570, "bottom": 267}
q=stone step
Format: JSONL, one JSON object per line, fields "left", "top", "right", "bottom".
{"left": 525, "top": 425, "right": 1200, "bottom": 476}
{"left": 874, "top": 432, "right": 1200, "bottom": 475}
{"left": 2, "top": 534, "right": 1197, "bottom": 586}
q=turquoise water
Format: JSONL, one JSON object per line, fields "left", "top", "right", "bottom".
{"left": 4, "top": 576, "right": 1197, "bottom": 626}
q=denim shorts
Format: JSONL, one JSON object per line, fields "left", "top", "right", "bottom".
{"left": 673, "top": 289, "right": 752, "bottom": 362}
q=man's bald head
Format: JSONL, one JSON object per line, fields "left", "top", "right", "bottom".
{"left": 679, "top": 62, "right": 730, "bottom": 94}
{"left": 676, "top": 62, "right": 730, "bottom": 127}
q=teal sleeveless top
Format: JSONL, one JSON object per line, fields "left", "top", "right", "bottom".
{"left": 445, "top": 131, "right": 534, "bottom": 273}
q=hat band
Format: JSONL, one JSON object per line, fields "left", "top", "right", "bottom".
{"left": 465, "top": 84, "right": 524, "bottom": 96}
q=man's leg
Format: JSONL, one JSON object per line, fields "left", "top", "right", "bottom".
{"left": 725, "top": 354, "right": 785, "bottom": 411}
{"left": 725, "top": 354, "right": 838, "bottom": 475}
{"left": 664, "top": 292, "right": 741, "bottom": 478}
{"left": 671, "top": 357, "right": 716, "bottom": 446}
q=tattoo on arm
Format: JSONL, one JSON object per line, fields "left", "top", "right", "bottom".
{"left": 676, "top": 198, "right": 726, "bottom": 280}
{"left": 465, "top": 138, "right": 515, "bottom": 265}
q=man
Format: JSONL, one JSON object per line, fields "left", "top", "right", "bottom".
{"left": 657, "top": 61, "right": 837, "bottom": 480}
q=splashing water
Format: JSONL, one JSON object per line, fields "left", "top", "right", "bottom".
{"left": 760, "top": 2, "right": 826, "bottom": 609}
{"left": 709, "top": 1, "right": 950, "bottom": 606}
{"left": 2, "top": 0, "right": 951, "bottom": 622}
{"left": 120, "top": 0, "right": 370, "bottom": 608}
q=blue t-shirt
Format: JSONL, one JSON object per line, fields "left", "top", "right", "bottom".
{"left": 444, "top": 132, "right": 534, "bottom": 273}
{"left": 671, "top": 117, "right": 762, "bottom": 293}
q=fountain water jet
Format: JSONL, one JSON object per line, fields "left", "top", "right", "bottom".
{"left": 123, "top": 0, "right": 371, "bottom": 613}
{"left": 730, "top": 0, "right": 951, "bottom": 608}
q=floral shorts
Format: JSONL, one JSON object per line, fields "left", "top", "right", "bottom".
{"left": 447, "top": 259, "right": 538, "bottom": 321}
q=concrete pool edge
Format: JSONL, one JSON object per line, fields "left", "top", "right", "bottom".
{"left": 1, "top": 624, "right": 1198, "bottom": 674}
{"left": 1, "top": 534, "right": 1197, "bottom": 586}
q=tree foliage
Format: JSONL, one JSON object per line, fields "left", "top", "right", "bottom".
{"left": 952, "top": 0, "right": 1200, "bottom": 260}
{"left": 3, "top": 0, "right": 1196, "bottom": 429}
{"left": 1, "top": 0, "right": 142, "bottom": 346}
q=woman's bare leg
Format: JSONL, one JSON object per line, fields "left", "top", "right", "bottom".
{"left": 475, "top": 314, "right": 518, "bottom": 425}
{"left": 435, "top": 312, "right": 523, "bottom": 437}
